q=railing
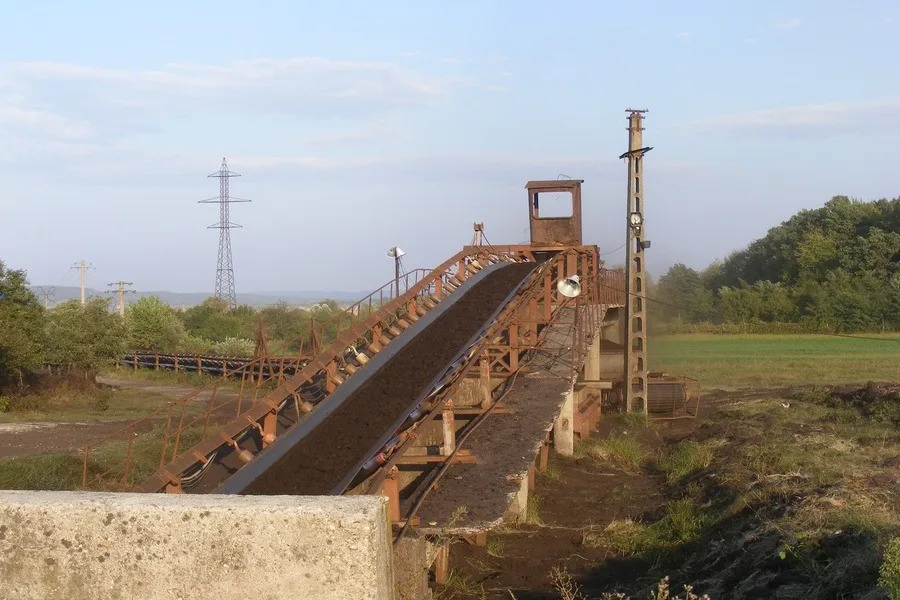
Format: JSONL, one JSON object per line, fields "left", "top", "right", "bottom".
{"left": 118, "top": 352, "right": 309, "bottom": 378}
{"left": 131, "top": 248, "right": 535, "bottom": 493}
{"left": 81, "top": 244, "right": 596, "bottom": 493}
{"left": 81, "top": 356, "right": 284, "bottom": 491}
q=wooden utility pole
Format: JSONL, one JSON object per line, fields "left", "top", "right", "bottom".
{"left": 620, "top": 109, "right": 652, "bottom": 413}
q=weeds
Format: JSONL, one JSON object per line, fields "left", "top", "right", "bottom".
{"left": 485, "top": 535, "right": 505, "bottom": 558}
{"left": 550, "top": 567, "right": 587, "bottom": 600}
{"left": 618, "top": 412, "right": 650, "bottom": 430}
{"left": 656, "top": 441, "right": 713, "bottom": 483}
{"left": 601, "top": 499, "right": 715, "bottom": 558}
{"left": 880, "top": 537, "right": 900, "bottom": 600}
{"left": 585, "top": 435, "right": 648, "bottom": 473}
{"left": 525, "top": 495, "right": 543, "bottom": 525}
{"left": 436, "top": 570, "right": 485, "bottom": 600}
{"left": 0, "top": 453, "right": 90, "bottom": 490}
{"left": 539, "top": 460, "right": 562, "bottom": 482}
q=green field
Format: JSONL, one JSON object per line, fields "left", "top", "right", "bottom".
{"left": 652, "top": 333, "right": 900, "bottom": 388}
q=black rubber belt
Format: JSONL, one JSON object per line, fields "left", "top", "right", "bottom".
{"left": 215, "top": 261, "right": 534, "bottom": 495}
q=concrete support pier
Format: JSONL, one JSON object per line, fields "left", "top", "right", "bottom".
{"left": 0, "top": 491, "right": 394, "bottom": 600}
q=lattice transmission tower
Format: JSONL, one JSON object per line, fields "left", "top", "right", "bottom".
{"left": 199, "top": 158, "right": 251, "bottom": 309}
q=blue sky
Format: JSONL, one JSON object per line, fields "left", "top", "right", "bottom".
{"left": 1, "top": 0, "right": 897, "bottom": 294}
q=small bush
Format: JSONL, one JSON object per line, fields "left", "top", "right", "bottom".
{"left": 2, "top": 393, "right": 48, "bottom": 412}
{"left": 657, "top": 441, "right": 714, "bottom": 483}
{"left": 0, "top": 395, "right": 8, "bottom": 412}
{"left": 880, "top": 537, "right": 900, "bottom": 600}
{"left": 91, "top": 390, "right": 111, "bottom": 412}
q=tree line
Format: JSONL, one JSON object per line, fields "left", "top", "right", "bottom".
{"left": 654, "top": 195, "right": 900, "bottom": 333}
{"left": 0, "top": 260, "right": 348, "bottom": 387}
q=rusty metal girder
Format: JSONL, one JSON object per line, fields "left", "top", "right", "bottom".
{"left": 347, "top": 247, "right": 600, "bottom": 503}
{"left": 129, "top": 247, "right": 542, "bottom": 493}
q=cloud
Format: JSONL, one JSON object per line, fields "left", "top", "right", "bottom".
{"left": 0, "top": 57, "right": 457, "bottom": 152}
{"left": 775, "top": 18, "right": 801, "bottom": 30}
{"left": 0, "top": 104, "right": 91, "bottom": 138}
{"left": 676, "top": 31, "right": 694, "bottom": 39}
{"left": 687, "top": 98, "right": 900, "bottom": 136}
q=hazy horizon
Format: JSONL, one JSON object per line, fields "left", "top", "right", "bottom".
{"left": 2, "top": 1, "right": 898, "bottom": 294}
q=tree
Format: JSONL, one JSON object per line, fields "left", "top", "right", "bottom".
{"left": 44, "top": 298, "right": 125, "bottom": 374}
{"left": 125, "top": 295, "right": 186, "bottom": 351}
{"left": 179, "top": 297, "right": 251, "bottom": 342}
{"left": 656, "top": 263, "right": 716, "bottom": 323}
{"left": 0, "top": 260, "right": 45, "bottom": 384}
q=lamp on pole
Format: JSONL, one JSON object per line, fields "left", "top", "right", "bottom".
{"left": 386, "top": 246, "right": 406, "bottom": 299}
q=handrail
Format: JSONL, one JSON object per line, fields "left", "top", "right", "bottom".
{"left": 133, "top": 248, "right": 524, "bottom": 493}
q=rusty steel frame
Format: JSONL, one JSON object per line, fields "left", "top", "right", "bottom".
{"left": 121, "top": 247, "right": 544, "bottom": 493}
{"left": 343, "top": 248, "right": 603, "bottom": 524}
{"left": 81, "top": 241, "right": 615, "bottom": 496}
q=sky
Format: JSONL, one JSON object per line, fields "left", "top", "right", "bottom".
{"left": 1, "top": 0, "right": 898, "bottom": 294}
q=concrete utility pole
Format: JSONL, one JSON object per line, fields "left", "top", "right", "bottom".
{"left": 620, "top": 109, "right": 653, "bottom": 413}
{"left": 71, "top": 260, "right": 94, "bottom": 306}
{"left": 107, "top": 281, "right": 135, "bottom": 317}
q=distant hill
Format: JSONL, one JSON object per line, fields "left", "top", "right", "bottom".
{"left": 28, "top": 286, "right": 368, "bottom": 309}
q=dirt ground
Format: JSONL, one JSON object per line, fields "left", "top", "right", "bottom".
{"left": 0, "top": 376, "right": 239, "bottom": 459}
{"left": 437, "top": 385, "right": 900, "bottom": 599}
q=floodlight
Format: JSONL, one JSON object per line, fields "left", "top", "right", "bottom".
{"left": 386, "top": 247, "right": 406, "bottom": 259}
{"left": 557, "top": 275, "right": 582, "bottom": 298}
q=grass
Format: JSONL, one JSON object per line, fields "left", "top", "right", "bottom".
{"left": 99, "top": 367, "right": 246, "bottom": 391}
{"left": 0, "top": 453, "right": 88, "bottom": 490}
{"left": 656, "top": 440, "right": 714, "bottom": 483}
{"left": 0, "top": 425, "right": 207, "bottom": 491}
{"left": 579, "top": 434, "right": 649, "bottom": 473}
{"left": 601, "top": 499, "right": 715, "bottom": 558}
{"left": 0, "top": 384, "right": 181, "bottom": 423}
{"left": 652, "top": 333, "right": 900, "bottom": 388}
{"left": 485, "top": 535, "right": 505, "bottom": 558}
{"left": 880, "top": 537, "right": 900, "bottom": 600}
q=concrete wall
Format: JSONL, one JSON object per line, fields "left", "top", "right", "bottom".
{"left": 0, "top": 491, "right": 394, "bottom": 600}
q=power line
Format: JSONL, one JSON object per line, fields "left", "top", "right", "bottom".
{"left": 597, "top": 280, "right": 900, "bottom": 344}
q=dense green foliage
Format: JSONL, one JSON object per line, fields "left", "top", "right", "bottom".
{"left": 1, "top": 258, "right": 353, "bottom": 389}
{"left": 125, "top": 296, "right": 186, "bottom": 350}
{"left": 657, "top": 196, "right": 900, "bottom": 332}
{"left": 44, "top": 299, "right": 125, "bottom": 372}
{"left": 0, "top": 261, "right": 45, "bottom": 380}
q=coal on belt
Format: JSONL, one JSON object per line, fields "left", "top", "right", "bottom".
{"left": 239, "top": 263, "right": 536, "bottom": 495}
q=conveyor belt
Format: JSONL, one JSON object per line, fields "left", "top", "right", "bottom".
{"left": 217, "top": 262, "right": 536, "bottom": 495}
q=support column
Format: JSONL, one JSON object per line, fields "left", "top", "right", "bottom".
{"left": 553, "top": 390, "right": 575, "bottom": 456}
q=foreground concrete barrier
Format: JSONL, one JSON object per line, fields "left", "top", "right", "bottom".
{"left": 0, "top": 491, "right": 394, "bottom": 600}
